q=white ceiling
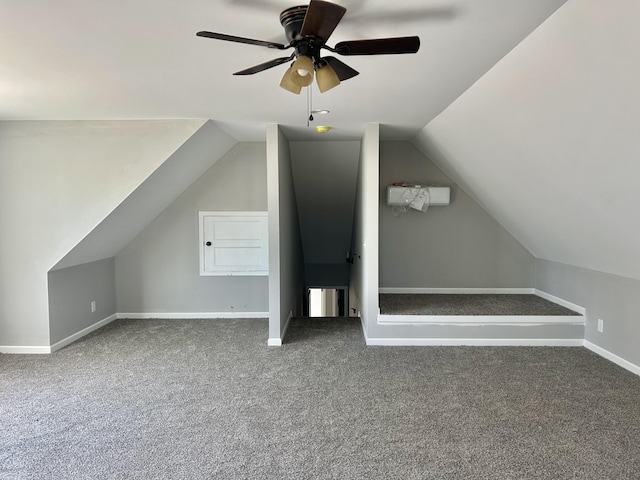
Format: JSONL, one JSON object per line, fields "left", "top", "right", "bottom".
{"left": 0, "top": 0, "right": 567, "bottom": 141}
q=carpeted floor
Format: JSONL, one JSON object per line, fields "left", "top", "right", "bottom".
{"left": 1, "top": 317, "right": 639, "bottom": 479}
{"left": 379, "top": 294, "right": 581, "bottom": 316}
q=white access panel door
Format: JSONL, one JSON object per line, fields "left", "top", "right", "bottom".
{"left": 199, "top": 212, "right": 268, "bottom": 276}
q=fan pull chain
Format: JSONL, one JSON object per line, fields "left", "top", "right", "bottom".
{"left": 307, "top": 86, "right": 314, "bottom": 127}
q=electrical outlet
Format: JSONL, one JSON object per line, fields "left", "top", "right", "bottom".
{"left": 597, "top": 318, "right": 604, "bottom": 333}
{"left": 91, "top": 301, "right": 96, "bottom": 313}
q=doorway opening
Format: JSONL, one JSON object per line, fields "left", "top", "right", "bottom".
{"left": 307, "top": 287, "right": 348, "bottom": 317}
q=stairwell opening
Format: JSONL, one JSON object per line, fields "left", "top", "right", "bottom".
{"left": 306, "top": 287, "right": 348, "bottom": 318}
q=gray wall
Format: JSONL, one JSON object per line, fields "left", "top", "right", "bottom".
{"left": 48, "top": 258, "right": 116, "bottom": 344}
{"left": 380, "top": 141, "right": 535, "bottom": 288}
{"left": 290, "top": 141, "right": 361, "bottom": 287}
{"left": 536, "top": 259, "right": 640, "bottom": 367}
{"left": 115, "top": 142, "right": 268, "bottom": 314}
{"left": 267, "top": 125, "right": 305, "bottom": 342}
{"left": 304, "top": 264, "right": 350, "bottom": 288}
{"left": 0, "top": 119, "right": 206, "bottom": 348}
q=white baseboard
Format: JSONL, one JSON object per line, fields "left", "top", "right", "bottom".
{"left": 117, "top": 312, "right": 269, "bottom": 320}
{"left": 378, "top": 314, "right": 584, "bottom": 326}
{"left": 379, "top": 287, "right": 534, "bottom": 294}
{"left": 0, "top": 345, "right": 52, "bottom": 354}
{"left": 584, "top": 340, "right": 640, "bottom": 377}
{"left": 50, "top": 314, "right": 118, "bottom": 353}
{"left": 358, "top": 313, "right": 367, "bottom": 338}
{"left": 0, "top": 313, "right": 118, "bottom": 354}
{"left": 533, "top": 289, "right": 586, "bottom": 315}
{"left": 281, "top": 310, "right": 293, "bottom": 342}
{"left": 267, "top": 310, "right": 293, "bottom": 347}
{"left": 365, "top": 337, "right": 584, "bottom": 347}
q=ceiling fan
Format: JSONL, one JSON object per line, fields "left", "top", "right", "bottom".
{"left": 196, "top": 0, "right": 420, "bottom": 94}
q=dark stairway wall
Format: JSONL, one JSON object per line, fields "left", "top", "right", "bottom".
{"left": 290, "top": 141, "right": 361, "bottom": 287}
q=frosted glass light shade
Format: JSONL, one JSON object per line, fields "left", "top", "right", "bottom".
{"left": 316, "top": 64, "right": 340, "bottom": 93}
{"left": 290, "top": 55, "right": 314, "bottom": 87}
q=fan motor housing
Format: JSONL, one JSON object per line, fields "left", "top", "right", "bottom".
{"left": 280, "top": 5, "right": 307, "bottom": 42}
{"left": 280, "top": 5, "right": 324, "bottom": 62}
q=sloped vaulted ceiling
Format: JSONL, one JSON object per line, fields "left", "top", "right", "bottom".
{"left": 0, "top": 0, "right": 567, "bottom": 141}
{"left": 413, "top": 0, "right": 640, "bottom": 281}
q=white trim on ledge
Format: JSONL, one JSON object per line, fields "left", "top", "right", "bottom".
{"left": 379, "top": 287, "right": 534, "bottom": 294}
{"left": 50, "top": 313, "right": 118, "bottom": 353}
{"left": 365, "top": 338, "right": 584, "bottom": 347}
{"left": 378, "top": 314, "right": 585, "bottom": 326}
{"left": 534, "top": 289, "right": 586, "bottom": 315}
{"left": 117, "top": 312, "right": 269, "bottom": 320}
{"left": 584, "top": 340, "right": 640, "bottom": 377}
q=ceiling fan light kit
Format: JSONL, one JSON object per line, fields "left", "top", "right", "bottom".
{"left": 290, "top": 55, "right": 315, "bottom": 87}
{"left": 197, "top": 0, "right": 420, "bottom": 94}
{"left": 315, "top": 63, "right": 340, "bottom": 93}
{"left": 279, "top": 67, "right": 303, "bottom": 94}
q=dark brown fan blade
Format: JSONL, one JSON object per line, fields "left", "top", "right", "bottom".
{"left": 300, "top": 0, "right": 346, "bottom": 42}
{"left": 335, "top": 36, "right": 420, "bottom": 55}
{"left": 233, "top": 54, "right": 295, "bottom": 75}
{"left": 196, "top": 31, "right": 287, "bottom": 50}
{"left": 323, "top": 57, "right": 359, "bottom": 81}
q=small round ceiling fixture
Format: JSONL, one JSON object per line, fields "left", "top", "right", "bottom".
{"left": 315, "top": 125, "right": 331, "bottom": 133}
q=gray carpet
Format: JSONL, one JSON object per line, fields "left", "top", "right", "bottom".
{"left": 2, "top": 317, "right": 639, "bottom": 479}
{"left": 379, "top": 294, "right": 582, "bottom": 316}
